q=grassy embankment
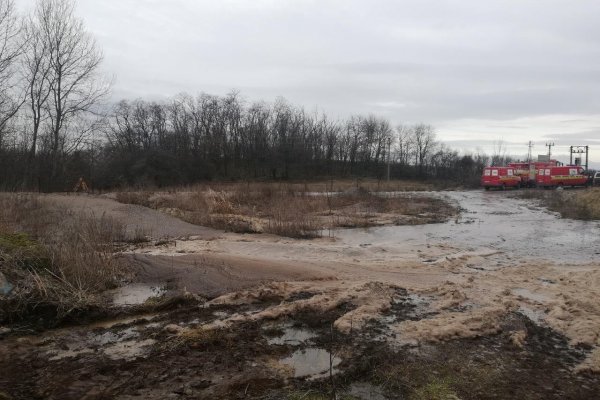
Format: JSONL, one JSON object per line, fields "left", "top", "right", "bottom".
{"left": 115, "top": 180, "right": 456, "bottom": 238}
{"left": 0, "top": 194, "right": 129, "bottom": 326}
{"left": 519, "top": 188, "right": 600, "bottom": 220}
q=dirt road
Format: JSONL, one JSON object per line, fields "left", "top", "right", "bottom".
{"left": 46, "top": 193, "right": 221, "bottom": 239}
{"left": 2, "top": 190, "right": 600, "bottom": 399}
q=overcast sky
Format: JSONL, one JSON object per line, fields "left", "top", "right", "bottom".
{"left": 18, "top": 0, "right": 600, "bottom": 167}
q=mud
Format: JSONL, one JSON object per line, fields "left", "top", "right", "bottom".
{"left": 45, "top": 193, "right": 220, "bottom": 239}
{"left": 2, "top": 290, "right": 600, "bottom": 399}
{"left": 1, "top": 190, "right": 600, "bottom": 399}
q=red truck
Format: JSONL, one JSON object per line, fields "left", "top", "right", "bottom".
{"left": 536, "top": 166, "right": 587, "bottom": 189}
{"left": 508, "top": 162, "right": 535, "bottom": 187}
{"left": 481, "top": 167, "right": 522, "bottom": 190}
{"left": 508, "top": 160, "right": 560, "bottom": 187}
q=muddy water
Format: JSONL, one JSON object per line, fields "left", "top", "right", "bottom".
{"left": 266, "top": 323, "right": 318, "bottom": 346}
{"left": 280, "top": 347, "right": 341, "bottom": 378}
{"left": 337, "top": 190, "right": 600, "bottom": 264}
{"left": 110, "top": 283, "right": 166, "bottom": 305}
{"left": 46, "top": 324, "right": 157, "bottom": 361}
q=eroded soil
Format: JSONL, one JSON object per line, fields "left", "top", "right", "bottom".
{"left": 1, "top": 190, "right": 600, "bottom": 399}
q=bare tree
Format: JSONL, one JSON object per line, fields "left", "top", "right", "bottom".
{"left": 22, "top": 10, "right": 52, "bottom": 162}
{"left": 0, "top": 0, "right": 23, "bottom": 141}
{"left": 34, "top": 0, "right": 109, "bottom": 179}
{"left": 413, "top": 123, "right": 436, "bottom": 175}
{"left": 491, "top": 139, "right": 508, "bottom": 166}
{"left": 396, "top": 124, "right": 413, "bottom": 166}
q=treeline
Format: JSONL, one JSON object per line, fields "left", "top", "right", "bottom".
{"left": 99, "top": 93, "right": 490, "bottom": 187}
{"left": 0, "top": 0, "right": 491, "bottom": 191}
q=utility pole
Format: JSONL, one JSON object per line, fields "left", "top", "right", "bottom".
{"left": 386, "top": 137, "right": 391, "bottom": 182}
{"left": 569, "top": 145, "right": 589, "bottom": 170}
{"left": 527, "top": 141, "right": 534, "bottom": 162}
{"left": 569, "top": 146, "right": 573, "bottom": 165}
{"left": 545, "top": 142, "right": 555, "bottom": 158}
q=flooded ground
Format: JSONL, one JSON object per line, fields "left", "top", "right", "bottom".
{"left": 1, "top": 190, "right": 600, "bottom": 399}
{"left": 337, "top": 190, "right": 600, "bottom": 264}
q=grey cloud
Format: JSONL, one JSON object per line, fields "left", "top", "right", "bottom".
{"left": 541, "top": 131, "right": 600, "bottom": 146}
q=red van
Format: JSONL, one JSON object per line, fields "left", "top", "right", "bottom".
{"left": 536, "top": 166, "right": 587, "bottom": 189}
{"left": 481, "top": 167, "right": 522, "bottom": 190}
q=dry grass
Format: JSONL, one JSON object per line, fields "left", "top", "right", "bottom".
{"left": 0, "top": 194, "right": 128, "bottom": 324}
{"left": 128, "top": 178, "right": 440, "bottom": 195}
{"left": 114, "top": 183, "right": 456, "bottom": 239}
{"left": 518, "top": 188, "right": 600, "bottom": 220}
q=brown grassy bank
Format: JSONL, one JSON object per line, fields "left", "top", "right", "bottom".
{"left": 0, "top": 194, "right": 131, "bottom": 325}
{"left": 518, "top": 188, "right": 600, "bottom": 220}
{"left": 114, "top": 182, "right": 457, "bottom": 238}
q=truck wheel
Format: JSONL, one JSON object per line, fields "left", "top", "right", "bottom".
{"left": 484, "top": 186, "right": 490, "bottom": 191}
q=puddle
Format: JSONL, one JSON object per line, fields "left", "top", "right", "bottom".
{"left": 280, "top": 347, "right": 341, "bottom": 378}
{"left": 348, "top": 382, "right": 387, "bottom": 400}
{"left": 513, "top": 288, "right": 550, "bottom": 303}
{"left": 111, "top": 283, "right": 166, "bottom": 305}
{"left": 46, "top": 322, "right": 158, "bottom": 361}
{"left": 267, "top": 325, "right": 318, "bottom": 346}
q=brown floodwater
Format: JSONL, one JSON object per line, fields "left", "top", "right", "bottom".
{"left": 336, "top": 190, "right": 600, "bottom": 264}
